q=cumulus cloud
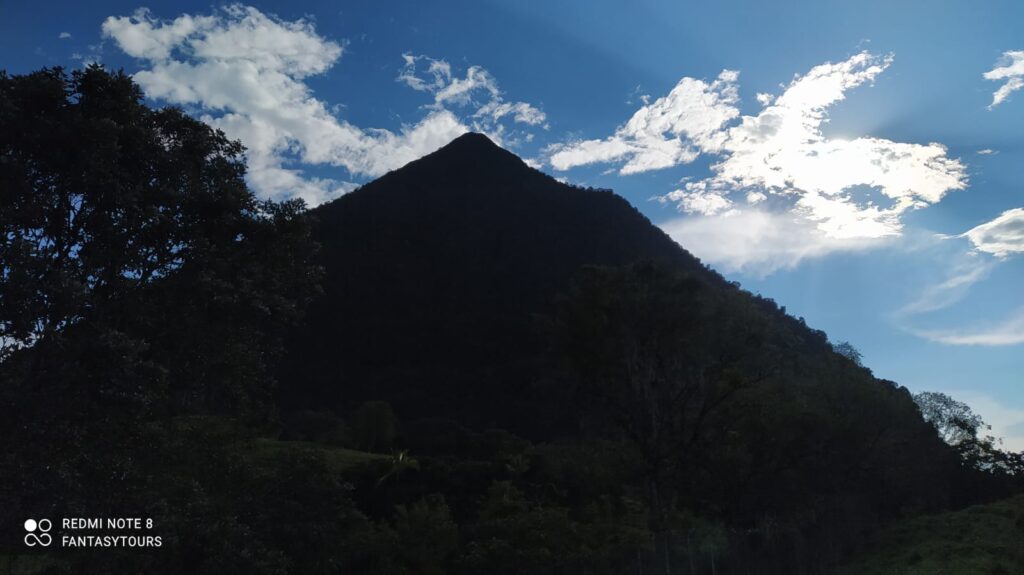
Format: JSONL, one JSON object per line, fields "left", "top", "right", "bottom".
{"left": 548, "top": 70, "right": 740, "bottom": 174}
{"left": 661, "top": 182, "right": 733, "bottom": 216}
{"left": 552, "top": 52, "right": 967, "bottom": 272}
{"left": 103, "top": 5, "right": 543, "bottom": 205}
{"left": 984, "top": 50, "right": 1024, "bottom": 109}
{"left": 962, "top": 208, "right": 1024, "bottom": 257}
{"left": 59, "top": 32, "right": 72, "bottom": 39}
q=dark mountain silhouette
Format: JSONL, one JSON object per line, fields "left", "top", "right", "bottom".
{"left": 280, "top": 132, "right": 723, "bottom": 432}
{"left": 8, "top": 69, "right": 1016, "bottom": 575}
{"left": 277, "top": 134, "right": 993, "bottom": 566}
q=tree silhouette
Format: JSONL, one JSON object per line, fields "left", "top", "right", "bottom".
{"left": 0, "top": 65, "right": 319, "bottom": 415}
{"left": 0, "top": 66, "right": 320, "bottom": 566}
{"left": 832, "top": 340, "right": 864, "bottom": 366}
{"left": 555, "top": 262, "right": 770, "bottom": 575}
{"left": 913, "top": 391, "right": 988, "bottom": 446}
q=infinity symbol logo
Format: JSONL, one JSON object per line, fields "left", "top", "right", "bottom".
{"left": 24, "top": 518, "right": 52, "bottom": 547}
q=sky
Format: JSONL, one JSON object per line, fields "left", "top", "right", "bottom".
{"left": 4, "top": 0, "right": 1024, "bottom": 448}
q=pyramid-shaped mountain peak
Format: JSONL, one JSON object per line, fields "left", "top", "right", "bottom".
{"left": 367, "top": 131, "right": 530, "bottom": 190}
{"left": 292, "top": 132, "right": 721, "bottom": 429}
{"left": 430, "top": 131, "right": 515, "bottom": 160}
{"left": 446, "top": 131, "right": 501, "bottom": 148}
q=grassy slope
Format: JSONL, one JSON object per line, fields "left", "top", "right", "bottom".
{"left": 835, "top": 494, "right": 1024, "bottom": 574}
{"left": 169, "top": 415, "right": 388, "bottom": 471}
{"left": 247, "top": 437, "right": 387, "bottom": 472}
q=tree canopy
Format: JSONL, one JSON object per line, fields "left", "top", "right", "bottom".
{"left": 0, "top": 65, "right": 319, "bottom": 415}
{"left": 0, "top": 66, "right": 321, "bottom": 571}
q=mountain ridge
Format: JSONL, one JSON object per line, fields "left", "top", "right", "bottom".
{"left": 281, "top": 132, "right": 725, "bottom": 431}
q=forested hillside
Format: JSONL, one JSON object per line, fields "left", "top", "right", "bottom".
{"left": 1, "top": 67, "right": 1019, "bottom": 574}
{"left": 276, "top": 131, "right": 1020, "bottom": 573}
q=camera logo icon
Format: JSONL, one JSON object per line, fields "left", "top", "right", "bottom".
{"left": 24, "top": 519, "right": 52, "bottom": 547}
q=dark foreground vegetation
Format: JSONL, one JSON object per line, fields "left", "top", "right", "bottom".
{"left": 1, "top": 67, "right": 1021, "bottom": 574}
{"left": 836, "top": 494, "right": 1024, "bottom": 574}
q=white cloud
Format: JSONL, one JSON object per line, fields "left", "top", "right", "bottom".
{"left": 983, "top": 50, "right": 1024, "bottom": 109}
{"left": 962, "top": 208, "right": 1024, "bottom": 257}
{"left": 976, "top": 148, "right": 998, "bottom": 155}
{"left": 59, "top": 32, "right": 72, "bottom": 39}
{"left": 104, "top": 8, "right": 218, "bottom": 61}
{"left": 476, "top": 100, "right": 547, "bottom": 126}
{"left": 398, "top": 54, "right": 547, "bottom": 130}
{"left": 548, "top": 70, "right": 740, "bottom": 174}
{"left": 662, "top": 182, "right": 733, "bottom": 216}
{"left": 696, "top": 53, "right": 966, "bottom": 239}
{"left": 661, "top": 209, "right": 885, "bottom": 276}
{"left": 626, "top": 85, "right": 651, "bottom": 107}
{"left": 746, "top": 191, "right": 767, "bottom": 204}
{"left": 915, "top": 307, "right": 1024, "bottom": 347}
{"left": 552, "top": 52, "right": 967, "bottom": 272}
{"left": 70, "top": 43, "right": 104, "bottom": 66}
{"left": 103, "top": 5, "right": 542, "bottom": 206}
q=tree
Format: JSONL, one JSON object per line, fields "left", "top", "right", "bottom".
{"left": 911, "top": 391, "right": 1024, "bottom": 474}
{"left": 913, "top": 391, "right": 988, "bottom": 446}
{"left": 0, "top": 66, "right": 320, "bottom": 561}
{"left": 391, "top": 494, "right": 459, "bottom": 574}
{"left": 0, "top": 65, "right": 320, "bottom": 415}
{"left": 832, "top": 341, "right": 864, "bottom": 366}
{"left": 554, "top": 262, "right": 770, "bottom": 575}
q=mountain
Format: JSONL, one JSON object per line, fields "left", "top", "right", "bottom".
{"left": 275, "top": 133, "right": 996, "bottom": 571}
{"left": 280, "top": 132, "right": 723, "bottom": 432}
{"left": 7, "top": 68, "right": 1011, "bottom": 575}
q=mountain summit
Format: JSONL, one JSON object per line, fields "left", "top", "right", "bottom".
{"left": 280, "top": 133, "right": 714, "bottom": 429}
{"left": 366, "top": 132, "right": 534, "bottom": 192}
{"left": 421, "top": 131, "right": 520, "bottom": 165}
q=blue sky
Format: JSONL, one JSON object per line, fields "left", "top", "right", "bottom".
{"left": 5, "top": 0, "right": 1024, "bottom": 446}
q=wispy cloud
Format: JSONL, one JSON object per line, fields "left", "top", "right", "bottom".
{"left": 914, "top": 307, "right": 1024, "bottom": 347}
{"left": 58, "top": 32, "right": 72, "bottom": 39}
{"left": 397, "top": 53, "right": 547, "bottom": 143}
{"left": 896, "top": 210, "right": 1024, "bottom": 346}
{"left": 103, "top": 5, "right": 544, "bottom": 206}
{"left": 897, "top": 250, "right": 994, "bottom": 316}
{"left": 553, "top": 52, "right": 967, "bottom": 273}
{"left": 983, "top": 50, "right": 1024, "bottom": 109}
